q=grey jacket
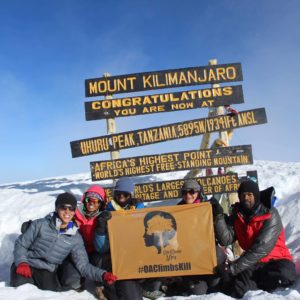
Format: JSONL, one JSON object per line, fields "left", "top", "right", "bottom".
{"left": 214, "top": 203, "right": 283, "bottom": 275}
{"left": 14, "top": 213, "right": 105, "bottom": 282}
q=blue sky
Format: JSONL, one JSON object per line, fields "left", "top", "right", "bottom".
{"left": 1, "top": 0, "right": 299, "bottom": 184}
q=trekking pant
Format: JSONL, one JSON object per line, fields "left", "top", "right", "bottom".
{"left": 255, "top": 259, "right": 296, "bottom": 291}
{"left": 229, "top": 259, "right": 297, "bottom": 298}
{"left": 162, "top": 244, "right": 227, "bottom": 296}
{"left": 98, "top": 253, "right": 143, "bottom": 300}
{"left": 57, "top": 251, "right": 103, "bottom": 290}
{"left": 10, "top": 263, "right": 61, "bottom": 291}
{"left": 104, "top": 279, "right": 143, "bottom": 300}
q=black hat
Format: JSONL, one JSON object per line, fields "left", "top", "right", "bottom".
{"left": 55, "top": 192, "right": 77, "bottom": 209}
{"left": 181, "top": 179, "right": 202, "bottom": 192}
{"left": 238, "top": 180, "right": 260, "bottom": 202}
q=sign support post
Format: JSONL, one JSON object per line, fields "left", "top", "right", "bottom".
{"left": 185, "top": 59, "right": 224, "bottom": 179}
{"left": 104, "top": 73, "right": 120, "bottom": 185}
{"left": 182, "top": 59, "right": 241, "bottom": 255}
{"left": 209, "top": 62, "right": 241, "bottom": 255}
{"left": 103, "top": 73, "right": 120, "bottom": 161}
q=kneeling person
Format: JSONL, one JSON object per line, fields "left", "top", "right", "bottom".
{"left": 214, "top": 180, "right": 296, "bottom": 298}
{"left": 175, "top": 179, "right": 227, "bottom": 296}
{"left": 10, "top": 192, "right": 116, "bottom": 291}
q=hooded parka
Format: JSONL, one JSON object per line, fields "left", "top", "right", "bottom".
{"left": 75, "top": 185, "right": 107, "bottom": 253}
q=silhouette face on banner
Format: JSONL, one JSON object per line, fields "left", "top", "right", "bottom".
{"left": 143, "top": 211, "right": 178, "bottom": 254}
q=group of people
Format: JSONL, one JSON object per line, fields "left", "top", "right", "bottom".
{"left": 10, "top": 176, "right": 297, "bottom": 299}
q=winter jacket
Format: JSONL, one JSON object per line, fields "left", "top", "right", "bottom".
{"left": 214, "top": 202, "right": 293, "bottom": 275}
{"left": 14, "top": 213, "right": 105, "bottom": 282}
{"left": 94, "top": 199, "right": 144, "bottom": 254}
{"left": 75, "top": 185, "right": 106, "bottom": 253}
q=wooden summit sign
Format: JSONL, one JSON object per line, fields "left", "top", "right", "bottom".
{"left": 71, "top": 108, "right": 267, "bottom": 158}
{"left": 85, "top": 85, "right": 244, "bottom": 120}
{"left": 104, "top": 173, "right": 239, "bottom": 202}
{"left": 85, "top": 62, "right": 243, "bottom": 97}
{"left": 90, "top": 144, "right": 253, "bottom": 181}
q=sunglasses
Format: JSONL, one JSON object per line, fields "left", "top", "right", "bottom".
{"left": 58, "top": 205, "right": 76, "bottom": 212}
{"left": 182, "top": 189, "right": 198, "bottom": 196}
{"left": 85, "top": 197, "right": 101, "bottom": 205}
{"left": 115, "top": 191, "right": 130, "bottom": 198}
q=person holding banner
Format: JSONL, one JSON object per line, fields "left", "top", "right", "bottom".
{"left": 213, "top": 180, "right": 296, "bottom": 298}
{"left": 94, "top": 177, "right": 145, "bottom": 255}
{"left": 178, "top": 178, "right": 207, "bottom": 205}
{"left": 105, "top": 177, "right": 145, "bottom": 212}
{"left": 148, "top": 179, "right": 226, "bottom": 298}
{"left": 94, "top": 177, "right": 144, "bottom": 300}
{"left": 167, "top": 179, "right": 226, "bottom": 296}
{"left": 10, "top": 192, "right": 116, "bottom": 292}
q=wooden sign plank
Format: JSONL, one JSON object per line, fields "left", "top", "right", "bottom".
{"left": 104, "top": 170, "right": 257, "bottom": 202}
{"left": 90, "top": 144, "right": 253, "bottom": 181}
{"left": 71, "top": 108, "right": 267, "bottom": 158}
{"left": 85, "top": 62, "right": 243, "bottom": 97}
{"left": 104, "top": 173, "right": 239, "bottom": 202}
{"left": 84, "top": 85, "right": 244, "bottom": 120}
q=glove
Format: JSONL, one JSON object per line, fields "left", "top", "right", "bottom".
{"left": 234, "top": 268, "right": 257, "bottom": 298}
{"left": 95, "top": 211, "right": 112, "bottom": 235}
{"left": 210, "top": 197, "right": 224, "bottom": 217}
{"left": 102, "top": 272, "right": 117, "bottom": 285}
{"left": 215, "top": 261, "right": 233, "bottom": 282}
{"left": 16, "top": 263, "right": 32, "bottom": 278}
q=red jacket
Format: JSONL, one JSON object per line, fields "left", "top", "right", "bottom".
{"left": 75, "top": 185, "right": 107, "bottom": 253}
{"left": 234, "top": 207, "right": 292, "bottom": 263}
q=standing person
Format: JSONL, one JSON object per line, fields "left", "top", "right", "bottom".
{"left": 94, "top": 177, "right": 144, "bottom": 300}
{"left": 213, "top": 180, "right": 297, "bottom": 298}
{"left": 10, "top": 192, "right": 117, "bottom": 292}
{"left": 164, "top": 179, "right": 226, "bottom": 296}
{"left": 59, "top": 185, "right": 108, "bottom": 298}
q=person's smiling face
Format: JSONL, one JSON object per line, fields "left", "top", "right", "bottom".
{"left": 182, "top": 189, "right": 198, "bottom": 204}
{"left": 85, "top": 197, "right": 101, "bottom": 212}
{"left": 57, "top": 205, "right": 76, "bottom": 226}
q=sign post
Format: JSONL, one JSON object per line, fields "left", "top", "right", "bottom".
{"left": 186, "top": 59, "right": 225, "bottom": 179}
{"left": 71, "top": 60, "right": 267, "bottom": 267}
{"left": 103, "top": 73, "right": 120, "bottom": 162}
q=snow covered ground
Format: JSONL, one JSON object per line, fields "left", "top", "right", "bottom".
{"left": 0, "top": 160, "right": 299, "bottom": 299}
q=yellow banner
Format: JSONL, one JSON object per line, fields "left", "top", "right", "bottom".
{"left": 108, "top": 203, "right": 217, "bottom": 279}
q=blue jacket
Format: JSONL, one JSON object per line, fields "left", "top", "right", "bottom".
{"left": 94, "top": 200, "right": 144, "bottom": 254}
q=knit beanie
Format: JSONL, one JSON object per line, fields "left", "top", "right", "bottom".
{"left": 238, "top": 180, "right": 260, "bottom": 203}
{"left": 114, "top": 177, "right": 135, "bottom": 197}
{"left": 181, "top": 179, "right": 202, "bottom": 192}
{"left": 55, "top": 192, "right": 77, "bottom": 209}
